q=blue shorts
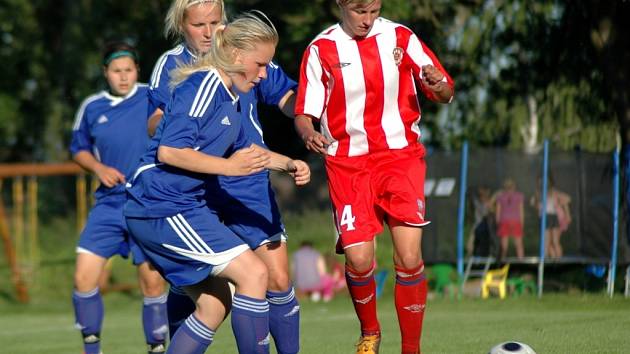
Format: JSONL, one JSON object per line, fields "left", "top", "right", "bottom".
{"left": 125, "top": 206, "right": 249, "bottom": 287}
{"left": 77, "top": 196, "right": 147, "bottom": 265}
{"left": 207, "top": 173, "right": 287, "bottom": 249}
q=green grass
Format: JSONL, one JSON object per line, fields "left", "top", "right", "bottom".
{"left": 2, "top": 210, "right": 630, "bottom": 352}
{"left": 0, "top": 292, "right": 629, "bottom": 353}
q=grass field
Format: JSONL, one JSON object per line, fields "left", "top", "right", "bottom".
{"left": 1, "top": 211, "right": 629, "bottom": 353}
{"left": 1, "top": 291, "right": 629, "bottom": 353}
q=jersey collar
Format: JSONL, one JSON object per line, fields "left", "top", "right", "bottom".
{"left": 104, "top": 83, "right": 138, "bottom": 106}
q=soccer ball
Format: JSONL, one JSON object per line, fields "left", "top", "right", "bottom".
{"left": 488, "top": 341, "right": 536, "bottom": 354}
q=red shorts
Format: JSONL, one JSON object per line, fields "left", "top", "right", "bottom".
{"left": 325, "top": 145, "right": 430, "bottom": 254}
{"left": 497, "top": 220, "right": 523, "bottom": 238}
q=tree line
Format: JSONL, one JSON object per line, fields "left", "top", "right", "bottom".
{"left": 0, "top": 0, "right": 628, "bottom": 163}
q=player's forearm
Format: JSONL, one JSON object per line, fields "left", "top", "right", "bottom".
{"left": 261, "top": 147, "right": 294, "bottom": 172}
{"left": 430, "top": 81, "right": 454, "bottom": 103}
{"left": 278, "top": 90, "right": 296, "bottom": 119}
{"left": 157, "top": 146, "right": 229, "bottom": 175}
{"left": 294, "top": 115, "right": 316, "bottom": 140}
{"left": 147, "top": 108, "right": 164, "bottom": 137}
{"left": 73, "top": 150, "right": 106, "bottom": 174}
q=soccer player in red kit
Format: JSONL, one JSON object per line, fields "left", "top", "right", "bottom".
{"left": 294, "top": 1, "right": 454, "bottom": 353}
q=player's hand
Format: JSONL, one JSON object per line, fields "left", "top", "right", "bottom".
{"left": 226, "top": 146, "right": 270, "bottom": 176}
{"left": 421, "top": 64, "right": 445, "bottom": 87}
{"left": 94, "top": 164, "right": 125, "bottom": 188}
{"left": 302, "top": 131, "right": 331, "bottom": 155}
{"left": 287, "top": 160, "right": 311, "bottom": 186}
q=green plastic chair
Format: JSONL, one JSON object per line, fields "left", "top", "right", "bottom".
{"left": 431, "top": 264, "right": 457, "bottom": 299}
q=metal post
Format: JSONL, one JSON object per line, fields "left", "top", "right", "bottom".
{"left": 608, "top": 149, "right": 620, "bottom": 297}
{"left": 538, "top": 140, "right": 549, "bottom": 298}
{"left": 456, "top": 141, "right": 469, "bottom": 277}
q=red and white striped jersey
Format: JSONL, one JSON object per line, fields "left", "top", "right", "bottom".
{"left": 295, "top": 17, "right": 454, "bottom": 157}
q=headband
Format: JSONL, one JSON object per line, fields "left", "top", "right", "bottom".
{"left": 186, "top": 0, "right": 218, "bottom": 8}
{"left": 103, "top": 50, "right": 137, "bottom": 66}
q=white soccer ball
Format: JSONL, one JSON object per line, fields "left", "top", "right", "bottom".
{"left": 489, "top": 341, "right": 536, "bottom": 354}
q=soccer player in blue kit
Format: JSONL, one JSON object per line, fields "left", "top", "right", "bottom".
{"left": 124, "top": 12, "right": 310, "bottom": 354}
{"left": 70, "top": 42, "right": 168, "bottom": 354}
{"left": 148, "top": 1, "right": 302, "bottom": 353}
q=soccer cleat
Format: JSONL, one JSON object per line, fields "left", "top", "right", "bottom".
{"left": 355, "top": 334, "right": 381, "bottom": 354}
{"left": 148, "top": 343, "right": 166, "bottom": 354}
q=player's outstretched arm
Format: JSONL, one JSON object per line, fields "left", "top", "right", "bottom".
{"left": 250, "top": 144, "right": 311, "bottom": 186}
{"left": 157, "top": 145, "right": 270, "bottom": 177}
{"left": 421, "top": 64, "right": 454, "bottom": 104}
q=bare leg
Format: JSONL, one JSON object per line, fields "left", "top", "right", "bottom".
{"left": 500, "top": 237, "right": 509, "bottom": 260}
{"left": 513, "top": 237, "right": 525, "bottom": 259}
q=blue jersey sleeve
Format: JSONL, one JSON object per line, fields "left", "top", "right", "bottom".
{"left": 159, "top": 92, "right": 200, "bottom": 149}
{"left": 148, "top": 55, "right": 178, "bottom": 115}
{"left": 256, "top": 62, "right": 297, "bottom": 106}
{"left": 70, "top": 99, "right": 94, "bottom": 156}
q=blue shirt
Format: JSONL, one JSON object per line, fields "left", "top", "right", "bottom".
{"left": 124, "top": 69, "right": 251, "bottom": 218}
{"left": 70, "top": 84, "right": 150, "bottom": 200}
{"left": 149, "top": 45, "right": 296, "bottom": 148}
{"left": 148, "top": 44, "right": 196, "bottom": 115}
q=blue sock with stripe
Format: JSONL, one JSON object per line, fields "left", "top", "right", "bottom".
{"left": 142, "top": 293, "right": 168, "bottom": 349}
{"left": 167, "top": 285, "right": 196, "bottom": 339}
{"left": 166, "top": 314, "right": 214, "bottom": 354}
{"left": 267, "top": 287, "right": 300, "bottom": 354}
{"left": 231, "top": 294, "right": 270, "bottom": 354}
{"left": 72, "top": 288, "right": 104, "bottom": 354}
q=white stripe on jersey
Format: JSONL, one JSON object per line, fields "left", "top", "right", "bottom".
{"left": 406, "top": 34, "right": 436, "bottom": 79}
{"left": 303, "top": 46, "right": 326, "bottom": 119}
{"left": 150, "top": 45, "right": 185, "bottom": 89}
{"left": 337, "top": 42, "right": 368, "bottom": 156}
{"left": 72, "top": 92, "right": 107, "bottom": 130}
{"left": 196, "top": 76, "right": 221, "bottom": 118}
{"left": 189, "top": 72, "right": 220, "bottom": 118}
{"left": 248, "top": 104, "right": 265, "bottom": 142}
{"left": 377, "top": 29, "right": 407, "bottom": 149}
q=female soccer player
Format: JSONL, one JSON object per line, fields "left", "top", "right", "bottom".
{"left": 70, "top": 42, "right": 168, "bottom": 354}
{"left": 149, "top": 2, "right": 301, "bottom": 352}
{"left": 295, "top": 1, "right": 455, "bottom": 353}
{"left": 124, "top": 12, "right": 310, "bottom": 354}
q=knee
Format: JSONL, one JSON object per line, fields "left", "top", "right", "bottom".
{"left": 268, "top": 269, "right": 291, "bottom": 291}
{"left": 245, "top": 265, "right": 269, "bottom": 289}
{"left": 345, "top": 254, "right": 374, "bottom": 273}
{"left": 74, "top": 268, "right": 98, "bottom": 291}
{"left": 395, "top": 254, "right": 422, "bottom": 270}
{"left": 140, "top": 277, "right": 166, "bottom": 297}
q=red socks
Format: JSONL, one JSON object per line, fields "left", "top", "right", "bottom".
{"left": 394, "top": 263, "right": 427, "bottom": 354}
{"left": 345, "top": 263, "right": 381, "bottom": 336}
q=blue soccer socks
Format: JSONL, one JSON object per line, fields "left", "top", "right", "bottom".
{"left": 231, "top": 294, "right": 270, "bottom": 353}
{"left": 166, "top": 315, "right": 215, "bottom": 354}
{"left": 142, "top": 293, "right": 168, "bottom": 351}
{"left": 73, "top": 288, "right": 104, "bottom": 354}
{"left": 267, "top": 288, "right": 300, "bottom": 354}
{"left": 166, "top": 285, "right": 196, "bottom": 339}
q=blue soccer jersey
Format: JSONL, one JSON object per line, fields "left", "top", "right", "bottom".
{"left": 125, "top": 69, "right": 251, "bottom": 218}
{"left": 148, "top": 44, "right": 196, "bottom": 115}
{"left": 207, "top": 63, "right": 297, "bottom": 247}
{"left": 236, "top": 61, "right": 297, "bottom": 149}
{"left": 70, "top": 84, "right": 151, "bottom": 200}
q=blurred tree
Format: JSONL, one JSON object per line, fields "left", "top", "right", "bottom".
{"left": 0, "top": 0, "right": 627, "bottom": 163}
{"left": 443, "top": 0, "right": 628, "bottom": 152}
